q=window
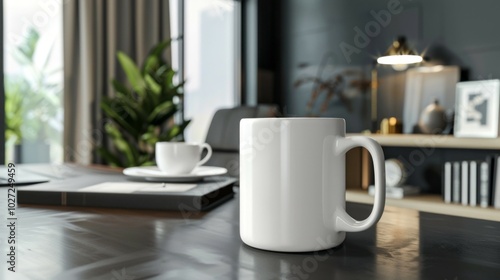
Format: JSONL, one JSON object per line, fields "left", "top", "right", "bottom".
{"left": 2, "top": 0, "right": 239, "bottom": 165}
{"left": 182, "top": 0, "right": 241, "bottom": 142}
{"left": 3, "top": 0, "right": 64, "bottom": 164}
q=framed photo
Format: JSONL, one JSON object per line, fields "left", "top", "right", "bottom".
{"left": 403, "top": 66, "right": 460, "bottom": 133}
{"left": 454, "top": 79, "right": 500, "bottom": 138}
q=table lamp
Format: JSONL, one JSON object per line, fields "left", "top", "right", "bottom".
{"left": 371, "top": 36, "right": 423, "bottom": 131}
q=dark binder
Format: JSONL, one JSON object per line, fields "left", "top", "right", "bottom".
{"left": 486, "top": 154, "right": 498, "bottom": 206}
{"left": 17, "top": 172, "right": 236, "bottom": 212}
{"left": 492, "top": 155, "right": 500, "bottom": 209}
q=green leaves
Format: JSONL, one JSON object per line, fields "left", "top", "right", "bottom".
{"left": 147, "top": 101, "right": 174, "bottom": 123}
{"left": 104, "top": 123, "right": 138, "bottom": 166}
{"left": 100, "top": 100, "right": 140, "bottom": 138}
{"left": 159, "top": 120, "right": 191, "bottom": 142}
{"left": 98, "top": 40, "right": 190, "bottom": 167}
{"left": 111, "top": 79, "right": 131, "bottom": 96}
{"left": 117, "top": 51, "right": 146, "bottom": 94}
{"left": 5, "top": 79, "right": 25, "bottom": 144}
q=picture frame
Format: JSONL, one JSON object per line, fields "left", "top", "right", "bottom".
{"left": 403, "top": 66, "right": 460, "bottom": 133}
{"left": 454, "top": 79, "right": 500, "bottom": 138}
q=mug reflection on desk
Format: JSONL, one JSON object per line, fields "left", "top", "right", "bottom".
{"left": 238, "top": 244, "right": 337, "bottom": 279}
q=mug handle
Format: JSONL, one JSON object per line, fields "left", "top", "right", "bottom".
{"left": 334, "top": 136, "right": 386, "bottom": 232}
{"left": 197, "top": 143, "right": 213, "bottom": 166}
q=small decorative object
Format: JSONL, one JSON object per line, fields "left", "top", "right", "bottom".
{"left": 380, "top": 117, "right": 403, "bottom": 134}
{"left": 454, "top": 80, "right": 500, "bottom": 138}
{"left": 418, "top": 99, "right": 447, "bottom": 134}
{"left": 369, "top": 158, "right": 420, "bottom": 199}
{"left": 385, "top": 159, "right": 407, "bottom": 188}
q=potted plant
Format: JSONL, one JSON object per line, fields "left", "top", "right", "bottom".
{"left": 98, "top": 41, "right": 190, "bottom": 167}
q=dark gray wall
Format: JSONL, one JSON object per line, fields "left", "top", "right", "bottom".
{"left": 280, "top": 0, "right": 500, "bottom": 132}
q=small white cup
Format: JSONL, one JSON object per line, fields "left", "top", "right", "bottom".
{"left": 155, "top": 142, "right": 212, "bottom": 175}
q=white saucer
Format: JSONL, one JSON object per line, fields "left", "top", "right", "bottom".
{"left": 123, "top": 166, "right": 228, "bottom": 182}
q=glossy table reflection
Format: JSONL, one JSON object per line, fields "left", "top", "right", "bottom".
{"left": 1, "top": 186, "right": 500, "bottom": 279}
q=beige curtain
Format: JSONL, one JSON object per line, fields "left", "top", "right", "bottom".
{"left": 63, "top": 0, "right": 171, "bottom": 164}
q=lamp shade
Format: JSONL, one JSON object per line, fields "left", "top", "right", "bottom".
{"left": 377, "top": 36, "right": 422, "bottom": 67}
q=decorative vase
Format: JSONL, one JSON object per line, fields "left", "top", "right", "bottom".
{"left": 418, "top": 99, "right": 447, "bottom": 134}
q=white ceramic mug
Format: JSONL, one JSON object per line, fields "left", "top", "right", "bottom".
{"left": 155, "top": 142, "right": 212, "bottom": 175}
{"left": 240, "top": 118, "right": 386, "bottom": 252}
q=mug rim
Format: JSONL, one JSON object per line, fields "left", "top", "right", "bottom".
{"left": 155, "top": 142, "right": 205, "bottom": 147}
{"left": 241, "top": 117, "right": 345, "bottom": 121}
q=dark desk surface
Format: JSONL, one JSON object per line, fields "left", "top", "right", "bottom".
{"left": 1, "top": 165, "right": 500, "bottom": 279}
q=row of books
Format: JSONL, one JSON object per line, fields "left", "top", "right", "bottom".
{"left": 443, "top": 156, "right": 500, "bottom": 208}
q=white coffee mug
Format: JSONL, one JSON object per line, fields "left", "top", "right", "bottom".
{"left": 155, "top": 142, "right": 212, "bottom": 175}
{"left": 240, "top": 118, "right": 385, "bottom": 252}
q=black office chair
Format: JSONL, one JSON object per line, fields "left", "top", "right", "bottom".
{"left": 204, "top": 105, "right": 280, "bottom": 178}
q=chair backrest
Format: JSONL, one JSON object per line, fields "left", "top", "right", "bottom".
{"left": 204, "top": 105, "right": 279, "bottom": 178}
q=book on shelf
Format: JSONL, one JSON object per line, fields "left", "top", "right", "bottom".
{"left": 452, "top": 162, "right": 461, "bottom": 203}
{"left": 461, "top": 161, "right": 468, "bottom": 206}
{"left": 480, "top": 161, "right": 490, "bottom": 208}
{"left": 486, "top": 154, "right": 497, "bottom": 206}
{"left": 469, "top": 161, "right": 478, "bottom": 207}
{"left": 443, "top": 162, "right": 452, "bottom": 203}
{"left": 443, "top": 154, "right": 500, "bottom": 209}
{"left": 493, "top": 155, "right": 500, "bottom": 209}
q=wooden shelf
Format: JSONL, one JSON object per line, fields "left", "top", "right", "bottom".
{"left": 345, "top": 134, "right": 500, "bottom": 221}
{"left": 347, "top": 133, "right": 500, "bottom": 150}
{"left": 346, "top": 190, "right": 500, "bottom": 222}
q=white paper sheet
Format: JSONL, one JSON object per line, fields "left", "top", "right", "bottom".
{"left": 79, "top": 182, "right": 197, "bottom": 193}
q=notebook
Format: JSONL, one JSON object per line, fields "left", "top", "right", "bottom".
{"left": 17, "top": 170, "right": 236, "bottom": 212}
